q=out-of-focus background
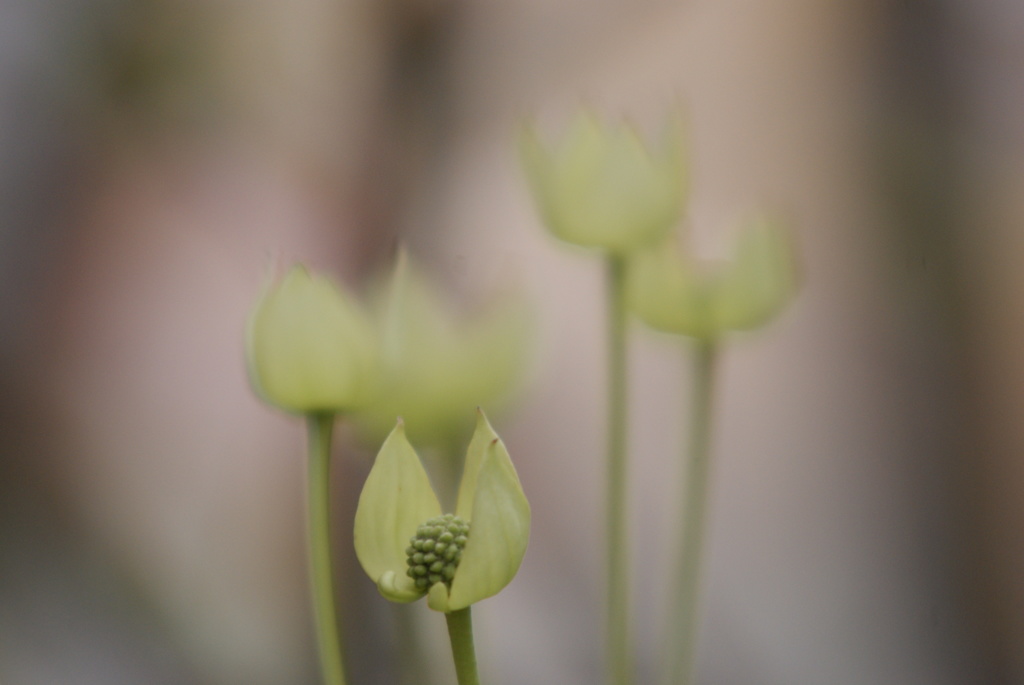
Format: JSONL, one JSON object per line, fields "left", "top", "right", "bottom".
{"left": 2, "top": 1, "right": 1023, "bottom": 684}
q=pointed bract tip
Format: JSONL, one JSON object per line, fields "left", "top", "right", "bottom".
{"left": 427, "top": 582, "right": 452, "bottom": 613}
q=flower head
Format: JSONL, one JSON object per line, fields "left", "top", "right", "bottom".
{"left": 246, "top": 265, "right": 378, "bottom": 414}
{"left": 353, "top": 251, "right": 532, "bottom": 447}
{"left": 627, "top": 216, "right": 798, "bottom": 339}
{"left": 520, "top": 110, "right": 686, "bottom": 253}
{"left": 354, "top": 410, "right": 530, "bottom": 613}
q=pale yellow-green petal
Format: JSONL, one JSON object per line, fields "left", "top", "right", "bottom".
{"left": 553, "top": 112, "right": 607, "bottom": 211}
{"left": 427, "top": 582, "right": 452, "bottom": 613}
{"left": 626, "top": 238, "right": 718, "bottom": 339}
{"left": 454, "top": 409, "right": 500, "bottom": 520}
{"left": 352, "top": 256, "right": 533, "bottom": 448}
{"left": 599, "top": 125, "right": 680, "bottom": 244}
{"left": 352, "top": 253, "right": 458, "bottom": 443}
{"left": 520, "top": 110, "right": 686, "bottom": 253}
{"left": 553, "top": 117, "right": 679, "bottom": 251}
{"left": 447, "top": 437, "right": 531, "bottom": 611}
{"left": 715, "top": 217, "right": 798, "bottom": 331}
{"left": 354, "top": 422, "right": 442, "bottom": 586}
{"left": 558, "top": 110, "right": 605, "bottom": 166}
{"left": 628, "top": 218, "right": 797, "bottom": 339}
{"left": 247, "top": 265, "right": 378, "bottom": 414}
{"left": 377, "top": 570, "right": 426, "bottom": 603}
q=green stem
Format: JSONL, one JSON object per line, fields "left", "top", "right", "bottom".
{"left": 665, "top": 340, "right": 718, "bottom": 685}
{"left": 606, "top": 254, "right": 631, "bottom": 685}
{"left": 307, "top": 414, "right": 348, "bottom": 685}
{"left": 445, "top": 608, "right": 481, "bottom": 685}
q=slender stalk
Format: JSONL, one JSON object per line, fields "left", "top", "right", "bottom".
{"left": 605, "top": 254, "right": 631, "bottom": 685}
{"left": 665, "top": 340, "right": 718, "bottom": 685}
{"left": 307, "top": 414, "right": 348, "bottom": 685}
{"left": 445, "top": 608, "right": 481, "bottom": 685}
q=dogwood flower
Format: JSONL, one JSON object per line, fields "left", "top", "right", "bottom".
{"left": 246, "top": 265, "right": 377, "bottom": 414}
{"left": 354, "top": 410, "right": 530, "bottom": 613}
{"left": 520, "top": 110, "right": 686, "bottom": 253}
{"left": 627, "top": 216, "right": 798, "bottom": 339}
{"left": 353, "top": 252, "right": 532, "bottom": 447}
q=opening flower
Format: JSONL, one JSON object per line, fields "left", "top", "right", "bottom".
{"left": 520, "top": 109, "right": 687, "bottom": 253}
{"left": 354, "top": 410, "right": 530, "bottom": 613}
{"left": 627, "top": 215, "right": 798, "bottom": 339}
{"left": 246, "top": 265, "right": 378, "bottom": 414}
{"left": 353, "top": 251, "right": 533, "bottom": 448}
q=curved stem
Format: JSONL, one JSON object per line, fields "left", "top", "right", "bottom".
{"left": 307, "top": 414, "right": 348, "bottom": 685}
{"left": 445, "top": 608, "right": 481, "bottom": 685}
{"left": 665, "top": 340, "right": 718, "bottom": 685}
{"left": 606, "top": 254, "right": 632, "bottom": 685}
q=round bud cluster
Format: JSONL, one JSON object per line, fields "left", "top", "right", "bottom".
{"left": 406, "top": 514, "right": 470, "bottom": 591}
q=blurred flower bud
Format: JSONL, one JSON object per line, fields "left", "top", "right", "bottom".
{"left": 520, "top": 110, "right": 686, "bottom": 253}
{"left": 627, "top": 216, "right": 798, "bottom": 339}
{"left": 247, "top": 265, "right": 378, "bottom": 414}
{"left": 353, "top": 252, "right": 532, "bottom": 447}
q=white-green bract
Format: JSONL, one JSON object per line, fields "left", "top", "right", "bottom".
{"left": 520, "top": 110, "right": 687, "bottom": 254}
{"left": 246, "top": 265, "right": 377, "bottom": 414}
{"left": 626, "top": 216, "right": 798, "bottom": 340}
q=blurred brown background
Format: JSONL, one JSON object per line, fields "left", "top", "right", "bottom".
{"left": 1, "top": 0, "right": 1023, "bottom": 684}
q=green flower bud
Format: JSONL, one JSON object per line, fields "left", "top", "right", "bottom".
{"left": 353, "top": 251, "right": 533, "bottom": 447}
{"left": 353, "top": 410, "right": 531, "bottom": 613}
{"left": 627, "top": 216, "right": 798, "bottom": 340}
{"left": 405, "top": 514, "right": 470, "bottom": 591}
{"left": 247, "top": 265, "right": 378, "bottom": 414}
{"left": 520, "top": 110, "right": 686, "bottom": 253}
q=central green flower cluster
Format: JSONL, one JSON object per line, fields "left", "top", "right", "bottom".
{"left": 406, "top": 514, "right": 470, "bottom": 590}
